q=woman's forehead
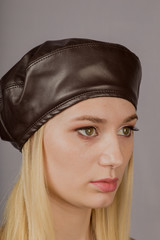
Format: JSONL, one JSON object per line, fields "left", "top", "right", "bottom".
{"left": 48, "top": 97, "right": 136, "bottom": 124}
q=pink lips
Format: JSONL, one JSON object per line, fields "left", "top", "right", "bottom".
{"left": 90, "top": 178, "right": 118, "bottom": 193}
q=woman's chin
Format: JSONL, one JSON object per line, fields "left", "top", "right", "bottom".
{"left": 82, "top": 192, "right": 116, "bottom": 209}
{"left": 92, "top": 199, "right": 115, "bottom": 209}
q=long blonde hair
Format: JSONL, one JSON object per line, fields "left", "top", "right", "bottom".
{"left": 0, "top": 124, "right": 133, "bottom": 240}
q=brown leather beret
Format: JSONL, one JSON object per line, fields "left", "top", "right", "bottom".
{"left": 0, "top": 38, "right": 142, "bottom": 150}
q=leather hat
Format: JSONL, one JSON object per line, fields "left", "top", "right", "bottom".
{"left": 0, "top": 38, "right": 142, "bottom": 150}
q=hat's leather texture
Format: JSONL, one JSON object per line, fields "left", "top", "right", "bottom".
{"left": 0, "top": 38, "right": 142, "bottom": 150}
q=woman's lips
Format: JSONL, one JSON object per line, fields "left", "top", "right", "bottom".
{"left": 90, "top": 178, "right": 118, "bottom": 193}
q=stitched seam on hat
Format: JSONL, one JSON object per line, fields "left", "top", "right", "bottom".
{"left": 4, "top": 84, "right": 24, "bottom": 92}
{"left": 19, "top": 89, "right": 135, "bottom": 141}
{"left": 27, "top": 43, "right": 139, "bottom": 71}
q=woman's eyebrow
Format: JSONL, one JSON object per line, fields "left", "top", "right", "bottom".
{"left": 72, "top": 114, "right": 138, "bottom": 124}
{"left": 122, "top": 114, "right": 138, "bottom": 123}
{"left": 72, "top": 115, "right": 107, "bottom": 124}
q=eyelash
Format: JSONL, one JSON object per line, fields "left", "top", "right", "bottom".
{"left": 76, "top": 125, "right": 139, "bottom": 138}
{"left": 76, "top": 126, "right": 98, "bottom": 138}
{"left": 117, "top": 126, "right": 139, "bottom": 137}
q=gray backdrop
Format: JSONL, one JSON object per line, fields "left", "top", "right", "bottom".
{"left": 0, "top": 1, "right": 159, "bottom": 239}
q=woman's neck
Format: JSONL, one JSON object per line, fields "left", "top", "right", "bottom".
{"left": 49, "top": 197, "right": 92, "bottom": 240}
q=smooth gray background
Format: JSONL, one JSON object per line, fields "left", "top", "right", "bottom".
{"left": 0, "top": 0, "right": 159, "bottom": 239}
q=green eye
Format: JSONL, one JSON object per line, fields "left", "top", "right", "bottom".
{"left": 78, "top": 127, "right": 97, "bottom": 137}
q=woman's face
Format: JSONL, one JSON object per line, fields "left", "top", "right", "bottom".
{"left": 43, "top": 97, "right": 137, "bottom": 209}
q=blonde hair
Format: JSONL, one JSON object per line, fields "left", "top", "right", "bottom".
{"left": 0, "top": 125, "right": 133, "bottom": 240}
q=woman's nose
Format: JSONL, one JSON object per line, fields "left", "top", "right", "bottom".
{"left": 98, "top": 134, "right": 123, "bottom": 169}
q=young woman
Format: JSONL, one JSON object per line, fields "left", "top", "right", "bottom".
{"left": 0, "top": 38, "right": 142, "bottom": 240}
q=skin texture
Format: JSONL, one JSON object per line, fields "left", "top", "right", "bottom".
{"left": 43, "top": 97, "right": 137, "bottom": 240}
